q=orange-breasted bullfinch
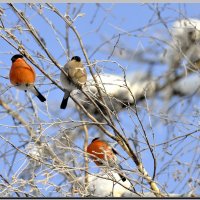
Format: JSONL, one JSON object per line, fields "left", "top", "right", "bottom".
{"left": 9, "top": 54, "right": 46, "bottom": 102}
{"left": 60, "top": 56, "right": 87, "bottom": 109}
{"left": 87, "top": 137, "right": 126, "bottom": 182}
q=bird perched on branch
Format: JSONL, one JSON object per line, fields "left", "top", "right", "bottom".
{"left": 60, "top": 56, "right": 87, "bottom": 109}
{"left": 9, "top": 54, "right": 46, "bottom": 102}
{"left": 87, "top": 137, "right": 126, "bottom": 182}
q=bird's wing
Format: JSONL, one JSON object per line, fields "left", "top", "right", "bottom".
{"left": 68, "top": 63, "right": 87, "bottom": 86}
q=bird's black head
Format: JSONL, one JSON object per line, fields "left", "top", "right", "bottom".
{"left": 71, "top": 56, "right": 81, "bottom": 62}
{"left": 11, "top": 54, "right": 23, "bottom": 62}
{"left": 91, "top": 137, "right": 100, "bottom": 143}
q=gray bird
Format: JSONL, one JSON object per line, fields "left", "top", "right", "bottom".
{"left": 60, "top": 56, "right": 87, "bottom": 109}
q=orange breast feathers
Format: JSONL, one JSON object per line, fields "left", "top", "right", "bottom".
{"left": 87, "top": 139, "right": 115, "bottom": 166}
{"left": 9, "top": 58, "right": 36, "bottom": 85}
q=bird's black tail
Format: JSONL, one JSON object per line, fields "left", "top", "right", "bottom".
{"left": 117, "top": 163, "right": 126, "bottom": 182}
{"left": 33, "top": 86, "right": 46, "bottom": 102}
{"left": 60, "top": 91, "right": 70, "bottom": 109}
{"left": 118, "top": 173, "right": 126, "bottom": 182}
